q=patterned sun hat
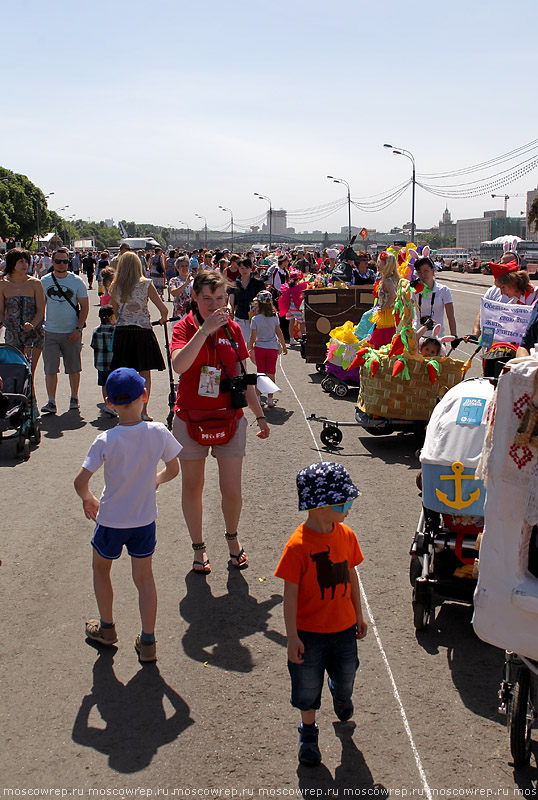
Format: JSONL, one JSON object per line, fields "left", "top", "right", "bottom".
{"left": 296, "top": 461, "right": 361, "bottom": 511}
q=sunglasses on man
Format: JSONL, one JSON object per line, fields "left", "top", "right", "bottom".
{"left": 54, "top": 259, "right": 69, "bottom": 264}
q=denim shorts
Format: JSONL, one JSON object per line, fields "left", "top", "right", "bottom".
{"left": 288, "top": 625, "right": 359, "bottom": 711}
{"left": 91, "top": 522, "right": 156, "bottom": 559}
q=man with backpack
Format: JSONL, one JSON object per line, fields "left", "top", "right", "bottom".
{"left": 40, "top": 247, "right": 89, "bottom": 414}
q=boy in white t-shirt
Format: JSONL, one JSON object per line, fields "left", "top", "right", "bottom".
{"left": 74, "top": 368, "right": 181, "bottom": 662}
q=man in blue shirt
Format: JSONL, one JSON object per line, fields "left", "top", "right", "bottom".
{"left": 41, "top": 248, "right": 89, "bottom": 414}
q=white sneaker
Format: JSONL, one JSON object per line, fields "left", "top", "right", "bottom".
{"left": 289, "top": 337, "right": 297, "bottom": 345}
{"left": 266, "top": 398, "right": 276, "bottom": 407}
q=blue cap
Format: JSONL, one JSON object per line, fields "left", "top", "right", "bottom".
{"left": 296, "top": 461, "right": 361, "bottom": 511}
{"left": 105, "top": 368, "right": 146, "bottom": 406}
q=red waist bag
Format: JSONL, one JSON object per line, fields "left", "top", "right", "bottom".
{"left": 178, "top": 409, "right": 241, "bottom": 445}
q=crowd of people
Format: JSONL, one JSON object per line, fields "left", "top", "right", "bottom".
{"left": 2, "top": 238, "right": 538, "bottom": 767}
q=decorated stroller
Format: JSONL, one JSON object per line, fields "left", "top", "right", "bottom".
{"left": 473, "top": 356, "right": 538, "bottom": 766}
{"left": 0, "top": 344, "right": 40, "bottom": 459}
{"left": 322, "top": 321, "right": 363, "bottom": 397}
{"left": 410, "top": 376, "right": 495, "bottom": 630}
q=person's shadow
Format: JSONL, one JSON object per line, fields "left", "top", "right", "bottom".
{"left": 72, "top": 649, "right": 193, "bottom": 772}
{"left": 179, "top": 568, "right": 285, "bottom": 671}
{"left": 297, "top": 722, "right": 388, "bottom": 794}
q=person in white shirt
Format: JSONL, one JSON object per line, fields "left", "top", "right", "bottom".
{"left": 74, "top": 368, "right": 181, "bottom": 662}
{"left": 413, "top": 256, "right": 457, "bottom": 339}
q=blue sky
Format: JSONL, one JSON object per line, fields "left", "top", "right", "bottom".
{"left": 3, "top": 0, "right": 538, "bottom": 235}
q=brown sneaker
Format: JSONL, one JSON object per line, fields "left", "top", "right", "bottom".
{"left": 85, "top": 619, "right": 118, "bottom": 645}
{"left": 135, "top": 635, "right": 157, "bottom": 662}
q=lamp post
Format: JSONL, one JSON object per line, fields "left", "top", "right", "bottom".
{"left": 327, "top": 176, "right": 352, "bottom": 241}
{"left": 35, "top": 192, "right": 54, "bottom": 251}
{"left": 178, "top": 220, "right": 190, "bottom": 249}
{"left": 195, "top": 214, "right": 208, "bottom": 247}
{"left": 254, "top": 193, "right": 273, "bottom": 250}
{"left": 219, "top": 206, "right": 234, "bottom": 252}
{"left": 54, "top": 205, "right": 69, "bottom": 242}
{"left": 384, "top": 144, "right": 416, "bottom": 243}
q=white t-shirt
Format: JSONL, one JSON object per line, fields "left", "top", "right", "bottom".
{"left": 413, "top": 281, "right": 453, "bottom": 337}
{"left": 483, "top": 286, "right": 509, "bottom": 304}
{"left": 82, "top": 421, "right": 182, "bottom": 528}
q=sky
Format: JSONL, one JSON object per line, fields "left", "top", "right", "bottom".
{"left": 3, "top": 0, "right": 538, "bottom": 237}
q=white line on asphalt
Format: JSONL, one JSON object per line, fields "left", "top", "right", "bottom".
{"left": 358, "top": 581, "right": 433, "bottom": 800}
{"left": 279, "top": 357, "right": 432, "bottom": 798}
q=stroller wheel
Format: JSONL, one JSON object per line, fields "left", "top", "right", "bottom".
{"left": 30, "top": 426, "right": 41, "bottom": 446}
{"left": 321, "top": 376, "right": 336, "bottom": 393}
{"left": 320, "top": 425, "right": 343, "bottom": 448}
{"left": 334, "top": 382, "right": 348, "bottom": 398}
{"left": 509, "top": 666, "right": 535, "bottom": 766}
{"left": 409, "top": 556, "right": 422, "bottom": 587}
{"left": 315, "top": 363, "right": 326, "bottom": 374}
{"left": 413, "top": 600, "right": 429, "bottom": 630}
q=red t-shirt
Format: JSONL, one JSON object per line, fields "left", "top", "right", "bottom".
{"left": 226, "top": 266, "right": 240, "bottom": 283}
{"left": 274, "top": 522, "right": 364, "bottom": 633}
{"left": 170, "top": 311, "right": 250, "bottom": 413}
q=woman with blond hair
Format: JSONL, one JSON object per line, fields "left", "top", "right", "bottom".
{"left": 369, "top": 251, "right": 399, "bottom": 348}
{"left": 109, "top": 252, "right": 168, "bottom": 420}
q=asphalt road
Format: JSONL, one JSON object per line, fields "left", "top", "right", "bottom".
{"left": 2, "top": 274, "right": 536, "bottom": 796}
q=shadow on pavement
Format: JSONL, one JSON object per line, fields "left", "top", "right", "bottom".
{"left": 40, "top": 410, "right": 87, "bottom": 439}
{"left": 297, "top": 722, "right": 388, "bottom": 794}
{"left": 416, "top": 602, "right": 506, "bottom": 722}
{"left": 264, "top": 406, "right": 294, "bottom": 426}
{"left": 357, "top": 434, "right": 420, "bottom": 469}
{"left": 72, "top": 648, "right": 193, "bottom": 773}
{"left": 513, "top": 743, "right": 538, "bottom": 792}
{"left": 179, "top": 568, "right": 284, "bottom": 671}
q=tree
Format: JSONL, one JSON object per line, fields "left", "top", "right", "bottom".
{"left": 0, "top": 167, "right": 49, "bottom": 247}
{"left": 528, "top": 196, "right": 538, "bottom": 234}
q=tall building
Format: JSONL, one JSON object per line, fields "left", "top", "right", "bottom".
{"left": 262, "top": 209, "right": 287, "bottom": 236}
{"left": 456, "top": 210, "right": 505, "bottom": 251}
{"left": 527, "top": 186, "right": 538, "bottom": 242}
{"left": 439, "top": 207, "right": 456, "bottom": 238}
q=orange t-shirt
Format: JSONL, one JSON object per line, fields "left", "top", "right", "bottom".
{"left": 274, "top": 522, "right": 364, "bottom": 633}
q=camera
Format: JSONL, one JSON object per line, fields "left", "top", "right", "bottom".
{"left": 220, "top": 373, "right": 258, "bottom": 408}
{"left": 419, "top": 316, "right": 435, "bottom": 330}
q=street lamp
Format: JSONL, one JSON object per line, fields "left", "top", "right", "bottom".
{"left": 35, "top": 192, "right": 54, "bottom": 251}
{"left": 384, "top": 144, "right": 416, "bottom": 243}
{"left": 327, "top": 176, "right": 352, "bottom": 242}
{"left": 254, "top": 193, "right": 273, "bottom": 250}
{"left": 53, "top": 205, "right": 69, "bottom": 242}
{"left": 178, "top": 220, "right": 190, "bottom": 248}
{"left": 219, "top": 206, "right": 234, "bottom": 252}
{"left": 195, "top": 214, "right": 208, "bottom": 247}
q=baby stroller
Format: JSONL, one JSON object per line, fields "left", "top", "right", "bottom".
{"left": 0, "top": 344, "right": 40, "bottom": 459}
{"left": 321, "top": 361, "right": 361, "bottom": 398}
{"left": 410, "top": 377, "right": 495, "bottom": 629}
{"left": 473, "top": 356, "right": 538, "bottom": 766}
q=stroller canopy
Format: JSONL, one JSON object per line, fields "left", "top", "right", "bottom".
{"left": 421, "top": 378, "right": 494, "bottom": 470}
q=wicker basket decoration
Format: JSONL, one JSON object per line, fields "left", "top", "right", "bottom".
{"left": 353, "top": 278, "right": 468, "bottom": 420}
{"left": 357, "top": 352, "right": 465, "bottom": 420}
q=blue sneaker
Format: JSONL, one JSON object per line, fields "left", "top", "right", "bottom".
{"left": 298, "top": 723, "right": 321, "bottom": 766}
{"left": 328, "top": 678, "right": 354, "bottom": 722}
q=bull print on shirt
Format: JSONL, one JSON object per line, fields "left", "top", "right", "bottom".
{"left": 310, "top": 545, "right": 350, "bottom": 600}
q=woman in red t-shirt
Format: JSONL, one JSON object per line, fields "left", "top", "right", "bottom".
{"left": 170, "top": 270, "right": 270, "bottom": 574}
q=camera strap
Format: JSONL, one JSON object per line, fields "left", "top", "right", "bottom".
{"left": 418, "top": 291, "right": 435, "bottom": 316}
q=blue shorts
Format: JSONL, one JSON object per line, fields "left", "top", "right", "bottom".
{"left": 91, "top": 522, "right": 156, "bottom": 560}
{"left": 288, "top": 625, "right": 359, "bottom": 711}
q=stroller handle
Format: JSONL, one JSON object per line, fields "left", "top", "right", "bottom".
{"left": 151, "top": 316, "right": 182, "bottom": 326}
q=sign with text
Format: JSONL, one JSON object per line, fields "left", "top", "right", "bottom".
{"left": 479, "top": 299, "right": 533, "bottom": 345}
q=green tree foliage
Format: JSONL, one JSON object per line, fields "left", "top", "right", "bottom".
{"left": 0, "top": 167, "right": 49, "bottom": 247}
{"left": 528, "top": 196, "right": 538, "bottom": 234}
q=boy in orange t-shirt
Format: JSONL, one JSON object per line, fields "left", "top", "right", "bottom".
{"left": 274, "top": 461, "right": 367, "bottom": 767}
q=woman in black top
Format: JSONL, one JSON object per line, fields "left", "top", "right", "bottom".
{"left": 228, "top": 258, "right": 264, "bottom": 343}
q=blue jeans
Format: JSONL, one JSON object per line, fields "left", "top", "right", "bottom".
{"left": 288, "top": 625, "right": 359, "bottom": 711}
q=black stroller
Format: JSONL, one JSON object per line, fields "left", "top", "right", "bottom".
{"left": 0, "top": 344, "right": 40, "bottom": 459}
